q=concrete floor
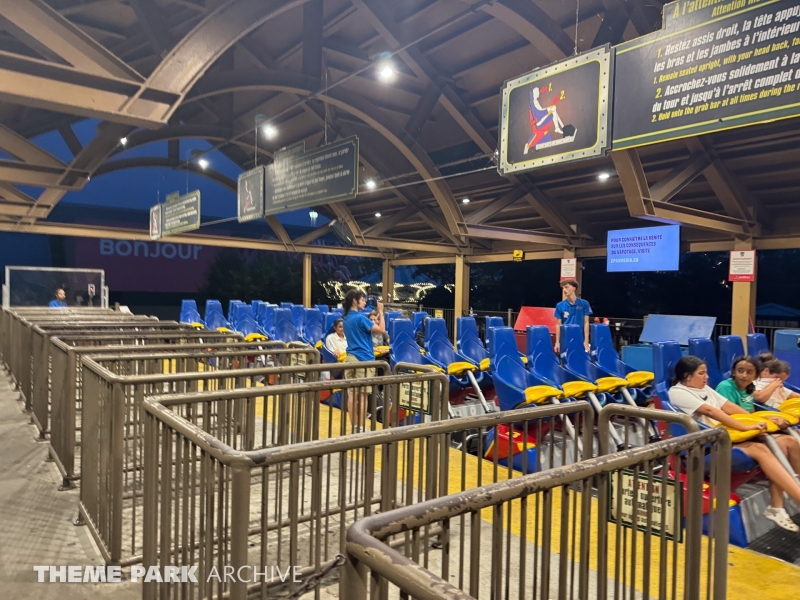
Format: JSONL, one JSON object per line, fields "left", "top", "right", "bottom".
{"left": 0, "top": 372, "right": 140, "bottom": 599}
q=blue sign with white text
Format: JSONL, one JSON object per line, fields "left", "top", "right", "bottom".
{"left": 607, "top": 225, "right": 680, "bottom": 272}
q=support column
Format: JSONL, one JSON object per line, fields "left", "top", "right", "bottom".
{"left": 302, "top": 253, "right": 312, "bottom": 308}
{"left": 381, "top": 259, "right": 395, "bottom": 303}
{"left": 454, "top": 255, "right": 470, "bottom": 342}
{"left": 730, "top": 240, "right": 756, "bottom": 341}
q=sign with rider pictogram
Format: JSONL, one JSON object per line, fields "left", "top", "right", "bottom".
{"left": 498, "top": 45, "right": 612, "bottom": 174}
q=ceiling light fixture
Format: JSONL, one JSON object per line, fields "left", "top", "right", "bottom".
{"left": 120, "top": 137, "right": 128, "bottom": 146}
{"left": 377, "top": 63, "right": 395, "bottom": 82}
{"left": 598, "top": 172, "right": 611, "bottom": 181}
{"left": 375, "top": 212, "right": 382, "bottom": 218}
{"left": 462, "top": 197, "right": 470, "bottom": 204}
{"left": 262, "top": 124, "right": 277, "bottom": 139}
{"left": 197, "top": 158, "right": 209, "bottom": 169}
{"left": 365, "top": 179, "right": 377, "bottom": 191}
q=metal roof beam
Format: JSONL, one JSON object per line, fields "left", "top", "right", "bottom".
{"left": 0, "top": 123, "right": 65, "bottom": 167}
{"left": 464, "top": 188, "right": 526, "bottom": 225}
{"left": 129, "top": 0, "right": 173, "bottom": 56}
{"left": 467, "top": 223, "right": 572, "bottom": 247}
{"left": 57, "top": 123, "right": 83, "bottom": 157}
{"left": 649, "top": 152, "right": 711, "bottom": 203}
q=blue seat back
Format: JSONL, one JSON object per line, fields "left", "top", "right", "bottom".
{"left": 236, "top": 305, "right": 254, "bottom": 323}
{"left": 181, "top": 299, "right": 198, "bottom": 315}
{"left": 315, "top": 304, "right": 329, "bottom": 313}
{"left": 389, "top": 319, "right": 424, "bottom": 366}
{"left": 204, "top": 299, "right": 223, "bottom": 321}
{"left": 385, "top": 311, "right": 403, "bottom": 332}
{"left": 424, "top": 318, "right": 450, "bottom": 346}
{"left": 457, "top": 317, "right": 488, "bottom": 364}
{"left": 591, "top": 323, "right": 632, "bottom": 376}
{"left": 561, "top": 324, "right": 615, "bottom": 382}
{"left": 180, "top": 308, "right": 204, "bottom": 326}
{"left": 747, "top": 333, "right": 769, "bottom": 357}
{"left": 228, "top": 301, "right": 245, "bottom": 323}
{"left": 274, "top": 308, "right": 297, "bottom": 343}
{"left": 303, "top": 309, "right": 324, "bottom": 345}
{"left": 258, "top": 304, "right": 277, "bottom": 336}
{"left": 237, "top": 315, "right": 265, "bottom": 338}
{"left": 489, "top": 327, "right": 524, "bottom": 368}
{"left": 653, "top": 341, "right": 683, "bottom": 399}
{"left": 484, "top": 316, "right": 505, "bottom": 350}
{"left": 390, "top": 318, "right": 416, "bottom": 344}
{"left": 526, "top": 326, "right": 558, "bottom": 365}
{"left": 206, "top": 311, "right": 231, "bottom": 331}
{"left": 280, "top": 302, "right": 293, "bottom": 309}
{"left": 688, "top": 338, "right": 724, "bottom": 389}
{"left": 719, "top": 335, "right": 745, "bottom": 379}
{"left": 251, "top": 300, "right": 264, "bottom": 313}
{"left": 331, "top": 307, "right": 343, "bottom": 315}
{"left": 493, "top": 353, "right": 535, "bottom": 390}
{"left": 291, "top": 306, "right": 306, "bottom": 335}
{"left": 412, "top": 311, "right": 428, "bottom": 332}
{"left": 324, "top": 312, "right": 340, "bottom": 335}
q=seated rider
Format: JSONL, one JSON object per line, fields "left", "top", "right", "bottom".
{"left": 670, "top": 355, "right": 800, "bottom": 531}
{"left": 369, "top": 310, "right": 389, "bottom": 357}
{"left": 755, "top": 353, "right": 800, "bottom": 409}
{"left": 324, "top": 318, "right": 347, "bottom": 359}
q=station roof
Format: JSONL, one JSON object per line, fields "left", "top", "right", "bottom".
{"left": 1, "top": 0, "right": 798, "bottom": 263}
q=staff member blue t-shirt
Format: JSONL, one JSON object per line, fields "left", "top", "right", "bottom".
{"left": 554, "top": 298, "right": 592, "bottom": 327}
{"left": 343, "top": 310, "right": 375, "bottom": 361}
{"left": 49, "top": 300, "right": 67, "bottom": 308}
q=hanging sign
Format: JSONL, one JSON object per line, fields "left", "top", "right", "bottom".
{"left": 153, "top": 190, "right": 201, "bottom": 237}
{"left": 237, "top": 166, "right": 265, "bottom": 223}
{"left": 609, "top": 469, "right": 682, "bottom": 541}
{"left": 149, "top": 205, "right": 163, "bottom": 240}
{"left": 498, "top": 45, "right": 613, "bottom": 174}
{"left": 560, "top": 258, "right": 577, "bottom": 280}
{"left": 398, "top": 380, "right": 432, "bottom": 414}
{"left": 612, "top": 0, "right": 800, "bottom": 149}
{"left": 263, "top": 136, "right": 359, "bottom": 216}
{"left": 729, "top": 250, "right": 756, "bottom": 282}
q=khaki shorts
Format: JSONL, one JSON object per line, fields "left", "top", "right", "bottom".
{"left": 344, "top": 354, "right": 375, "bottom": 392}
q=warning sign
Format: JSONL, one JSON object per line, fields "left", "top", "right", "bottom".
{"left": 398, "top": 380, "right": 431, "bottom": 415}
{"left": 729, "top": 250, "right": 756, "bottom": 282}
{"left": 609, "top": 470, "right": 681, "bottom": 541}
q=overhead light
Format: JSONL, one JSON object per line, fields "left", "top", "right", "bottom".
{"left": 598, "top": 172, "right": 611, "bottom": 181}
{"left": 262, "top": 123, "right": 277, "bottom": 139}
{"left": 374, "top": 212, "right": 382, "bottom": 218}
{"left": 377, "top": 63, "right": 395, "bottom": 82}
{"left": 462, "top": 197, "right": 470, "bottom": 204}
{"left": 120, "top": 137, "right": 128, "bottom": 146}
{"left": 365, "top": 179, "right": 377, "bottom": 191}
{"left": 309, "top": 210, "right": 318, "bottom": 226}
{"left": 198, "top": 158, "right": 209, "bottom": 169}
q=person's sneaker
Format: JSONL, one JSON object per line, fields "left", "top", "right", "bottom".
{"left": 764, "top": 506, "right": 799, "bottom": 532}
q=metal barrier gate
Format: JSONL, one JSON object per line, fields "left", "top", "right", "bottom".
{"left": 344, "top": 408, "right": 731, "bottom": 600}
{"left": 78, "top": 347, "right": 325, "bottom": 565}
{"left": 141, "top": 383, "right": 600, "bottom": 600}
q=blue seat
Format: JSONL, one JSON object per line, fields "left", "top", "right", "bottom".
{"left": 316, "top": 304, "right": 329, "bottom": 313}
{"left": 204, "top": 299, "right": 224, "bottom": 322}
{"left": 688, "top": 338, "right": 725, "bottom": 389}
{"left": 319, "top": 313, "right": 343, "bottom": 365}
{"left": 389, "top": 319, "right": 427, "bottom": 369}
{"left": 280, "top": 302, "right": 293, "bottom": 309}
{"left": 273, "top": 308, "right": 298, "bottom": 344}
{"left": 457, "top": 317, "right": 490, "bottom": 371}
{"left": 561, "top": 325, "right": 625, "bottom": 397}
{"left": 180, "top": 300, "right": 205, "bottom": 327}
{"left": 424, "top": 318, "right": 482, "bottom": 388}
{"left": 747, "top": 333, "right": 770, "bottom": 357}
{"left": 490, "top": 327, "right": 561, "bottom": 411}
{"left": 302, "top": 309, "right": 324, "bottom": 346}
{"left": 384, "top": 311, "right": 403, "bottom": 334}
{"left": 206, "top": 311, "right": 232, "bottom": 332}
{"left": 484, "top": 316, "right": 505, "bottom": 352}
{"left": 412, "top": 311, "right": 428, "bottom": 332}
{"left": 228, "top": 301, "right": 246, "bottom": 324}
{"left": 257, "top": 304, "right": 277, "bottom": 338}
{"left": 527, "top": 326, "right": 600, "bottom": 401}
{"left": 592, "top": 324, "right": 634, "bottom": 376}
{"left": 291, "top": 306, "right": 306, "bottom": 338}
{"left": 719, "top": 335, "right": 746, "bottom": 380}
{"left": 236, "top": 315, "right": 268, "bottom": 341}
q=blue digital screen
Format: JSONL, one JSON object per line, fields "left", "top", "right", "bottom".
{"left": 607, "top": 225, "right": 680, "bottom": 272}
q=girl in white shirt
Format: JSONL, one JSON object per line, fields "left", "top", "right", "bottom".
{"left": 668, "top": 355, "right": 800, "bottom": 531}
{"left": 324, "top": 318, "right": 348, "bottom": 358}
{"left": 754, "top": 353, "right": 800, "bottom": 409}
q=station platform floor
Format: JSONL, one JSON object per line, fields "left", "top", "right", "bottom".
{"left": 1, "top": 371, "right": 799, "bottom": 599}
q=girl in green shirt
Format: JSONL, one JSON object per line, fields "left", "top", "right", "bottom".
{"left": 715, "top": 356, "right": 760, "bottom": 412}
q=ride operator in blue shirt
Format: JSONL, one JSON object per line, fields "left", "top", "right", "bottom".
{"left": 49, "top": 288, "right": 67, "bottom": 308}
{"left": 553, "top": 278, "right": 592, "bottom": 353}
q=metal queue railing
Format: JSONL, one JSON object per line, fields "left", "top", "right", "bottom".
{"left": 344, "top": 408, "right": 731, "bottom": 600}
{"left": 46, "top": 331, "right": 251, "bottom": 487}
{"left": 141, "top": 381, "right": 600, "bottom": 600}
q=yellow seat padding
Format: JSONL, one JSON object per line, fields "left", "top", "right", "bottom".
{"left": 595, "top": 376, "right": 630, "bottom": 393}
{"left": 625, "top": 371, "right": 654, "bottom": 387}
{"left": 779, "top": 406, "right": 800, "bottom": 420}
{"left": 419, "top": 349, "right": 426, "bottom": 355}
{"left": 337, "top": 352, "right": 347, "bottom": 363}
{"left": 479, "top": 357, "right": 490, "bottom": 371}
{"left": 756, "top": 411, "right": 800, "bottom": 427}
{"left": 447, "top": 361, "right": 477, "bottom": 376}
{"left": 721, "top": 413, "right": 779, "bottom": 443}
{"left": 779, "top": 398, "right": 800, "bottom": 412}
{"left": 374, "top": 346, "right": 389, "bottom": 357}
{"left": 216, "top": 327, "right": 231, "bottom": 333}
{"left": 561, "top": 380, "right": 598, "bottom": 398}
{"left": 191, "top": 322, "right": 205, "bottom": 329}
{"left": 520, "top": 355, "right": 528, "bottom": 364}
{"left": 524, "top": 385, "right": 564, "bottom": 405}
{"left": 245, "top": 333, "right": 267, "bottom": 342}
{"left": 315, "top": 341, "right": 323, "bottom": 350}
